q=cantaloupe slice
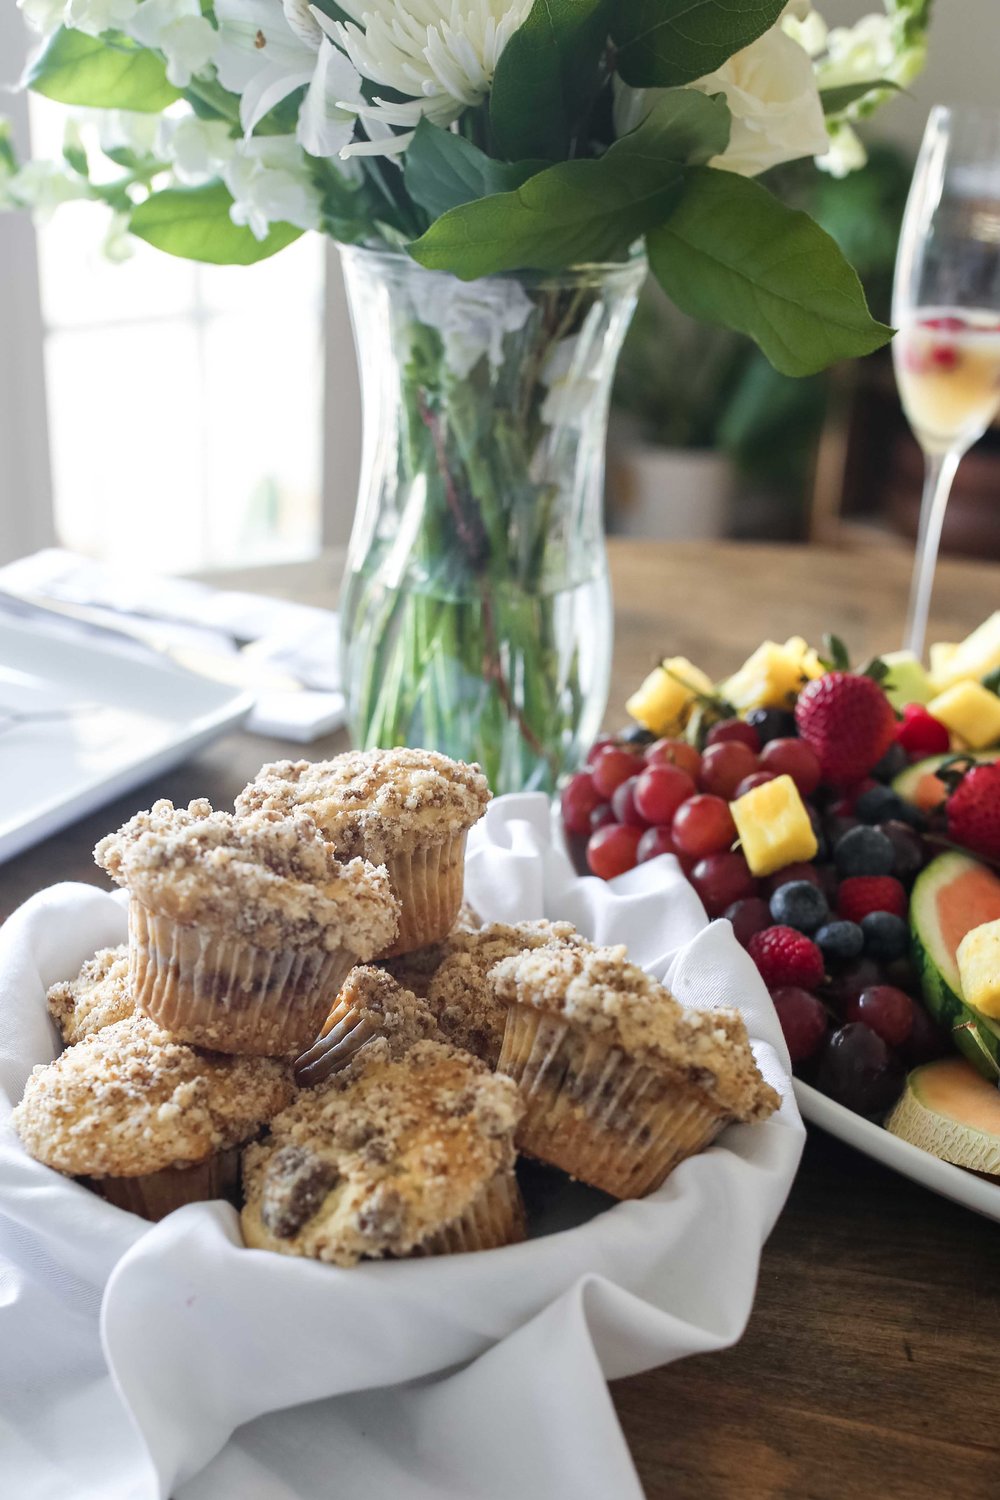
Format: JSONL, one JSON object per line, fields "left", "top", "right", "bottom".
{"left": 885, "top": 1057, "right": 1000, "bottom": 1175}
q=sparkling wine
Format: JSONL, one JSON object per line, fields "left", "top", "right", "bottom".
{"left": 894, "top": 309, "right": 1000, "bottom": 455}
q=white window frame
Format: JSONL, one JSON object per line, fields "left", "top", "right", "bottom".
{"left": 1, "top": 7, "right": 362, "bottom": 571}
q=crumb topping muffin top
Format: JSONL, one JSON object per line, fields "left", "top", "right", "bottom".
{"left": 489, "top": 945, "right": 780, "bottom": 1122}
{"left": 427, "top": 920, "right": 594, "bottom": 1065}
{"left": 242, "top": 1038, "right": 523, "bottom": 1265}
{"left": 295, "top": 967, "right": 443, "bottom": 1085}
{"left": 94, "top": 799, "right": 399, "bottom": 955}
{"left": 47, "top": 945, "right": 133, "bottom": 1045}
{"left": 235, "top": 750, "right": 490, "bottom": 860}
{"left": 14, "top": 1015, "right": 294, "bottom": 1178}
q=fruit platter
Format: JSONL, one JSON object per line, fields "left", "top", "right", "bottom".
{"left": 559, "top": 616, "right": 1000, "bottom": 1217}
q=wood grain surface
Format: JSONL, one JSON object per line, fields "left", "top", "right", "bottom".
{"left": 2, "top": 539, "right": 998, "bottom": 1500}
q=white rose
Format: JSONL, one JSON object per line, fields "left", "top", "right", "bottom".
{"left": 690, "top": 24, "right": 829, "bottom": 177}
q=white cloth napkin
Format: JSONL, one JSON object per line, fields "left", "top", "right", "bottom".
{"left": 0, "top": 795, "right": 803, "bottom": 1500}
{"left": 0, "top": 548, "right": 345, "bottom": 742}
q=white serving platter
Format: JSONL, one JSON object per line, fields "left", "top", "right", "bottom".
{"left": 0, "top": 617, "right": 253, "bottom": 862}
{"left": 794, "top": 1077, "right": 1000, "bottom": 1223}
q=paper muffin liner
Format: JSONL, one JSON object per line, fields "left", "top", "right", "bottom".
{"left": 414, "top": 1169, "right": 527, "bottom": 1257}
{"left": 379, "top": 834, "right": 468, "bottom": 958}
{"left": 293, "top": 998, "right": 379, "bottom": 1087}
{"left": 87, "top": 1146, "right": 241, "bottom": 1223}
{"left": 497, "top": 1005, "right": 729, "bottom": 1199}
{"left": 129, "top": 899, "right": 353, "bottom": 1057}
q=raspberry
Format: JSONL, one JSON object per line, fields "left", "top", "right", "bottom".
{"left": 747, "top": 926, "right": 824, "bottom": 991}
{"left": 895, "top": 705, "right": 950, "bottom": 758}
{"left": 836, "top": 875, "right": 907, "bottom": 923}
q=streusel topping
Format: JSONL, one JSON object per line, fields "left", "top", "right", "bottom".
{"left": 427, "top": 920, "right": 594, "bottom": 1065}
{"left": 235, "top": 750, "right": 490, "bottom": 860}
{"left": 14, "top": 1015, "right": 294, "bottom": 1178}
{"left": 378, "top": 904, "right": 483, "bottom": 996}
{"left": 47, "top": 945, "right": 133, "bottom": 1045}
{"left": 489, "top": 945, "right": 780, "bottom": 1122}
{"left": 295, "top": 968, "right": 443, "bottom": 1085}
{"left": 242, "top": 1038, "right": 523, "bottom": 1265}
{"left": 94, "top": 799, "right": 399, "bottom": 954}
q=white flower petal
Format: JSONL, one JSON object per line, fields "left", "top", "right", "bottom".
{"left": 297, "top": 39, "right": 364, "bottom": 157}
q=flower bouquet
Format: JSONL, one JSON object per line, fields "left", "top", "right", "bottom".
{"left": 4, "top": 0, "right": 932, "bottom": 791}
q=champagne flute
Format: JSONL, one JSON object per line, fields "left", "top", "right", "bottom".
{"left": 893, "top": 105, "right": 1000, "bottom": 657}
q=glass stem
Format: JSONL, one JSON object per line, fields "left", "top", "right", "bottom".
{"left": 904, "top": 447, "right": 962, "bottom": 657}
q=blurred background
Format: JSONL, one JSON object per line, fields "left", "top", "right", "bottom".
{"left": 1, "top": 0, "right": 997, "bottom": 577}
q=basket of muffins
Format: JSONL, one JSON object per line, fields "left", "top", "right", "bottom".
{"left": 12, "top": 748, "right": 780, "bottom": 1267}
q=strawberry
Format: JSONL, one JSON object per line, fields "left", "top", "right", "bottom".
{"left": 837, "top": 876, "right": 907, "bottom": 923}
{"left": 748, "top": 926, "right": 824, "bottom": 991}
{"left": 946, "top": 763, "right": 1000, "bottom": 861}
{"left": 795, "top": 672, "right": 896, "bottom": 785}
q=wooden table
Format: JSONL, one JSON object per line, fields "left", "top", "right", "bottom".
{"left": 2, "top": 540, "right": 998, "bottom": 1499}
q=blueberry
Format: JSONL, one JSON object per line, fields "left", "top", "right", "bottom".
{"left": 855, "top": 785, "right": 907, "bottom": 825}
{"left": 745, "top": 707, "right": 796, "bottom": 745}
{"left": 871, "top": 743, "right": 908, "bottom": 783}
{"left": 878, "top": 821, "right": 926, "bottom": 884}
{"left": 806, "top": 804, "right": 828, "bottom": 861}
{"left": 769, "top": 880, "right": 830, "bottom": 934}
{"left": 860, "top": 911, "right": 910, "bottom": 960}
{"left": 619, "top": 723, "right": 655, "bottom": 746}
{"left": 815, "top": 920, "right": 865, "bottom": 964}
{"left": 834, "top": 826, "right": 896, "bottom": 878}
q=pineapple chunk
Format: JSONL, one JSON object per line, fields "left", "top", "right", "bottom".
{"left": 731, "top": 774, "right": 819, "bottom": 877}
{"left": 933, "top": 612, "right": 1000, "bottom": 691}
{"left": 927, "top": 681, "right": 1000, "bottom": 750}
{"left": 625, "top": 657, "right": 715, "bottom": 737}
{"left": 957, "top": 920, "right": 1000, "bottom": 1020}
{"left": 881, "top": 650, "right": 933, "bottom": 709}
{"left": 929, "top": 641, "right": 960, "bottom": 690}
{"left": 720, "top": 636, "right": 823, "bottom": 713}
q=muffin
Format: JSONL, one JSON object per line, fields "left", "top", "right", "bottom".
{"left": 489, "top": 945, "right": 781, "bottom": 1199}
{"left": 426, "top": 920, "right": 594, "bottom": 1066}
{"left": 95, "top": 799, "right": 399, "bottom": 1056}
{"left": 294, "top": 967, "right": 443, "bottom": 1087}
{"left": 235, "top": 750, "right": 490, "bottom": 956}
{"left": 377, "top": 902, "right": 482, "bottom": 997}
{"left": 242, "top": 1038, "right": 526, "bottom": 1265}
{"left": 13, "top": 1016, "right": 294, "bottom": 1221}
{"left": 47, "top": 944, "right": 133, "bottom": 1045}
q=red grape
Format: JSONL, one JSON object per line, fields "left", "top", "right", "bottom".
{"left": 771, "top": 986, "right": 828, "bottom": 1064}
{"left": 690, "top": 851, "right": 757, "bottom": 916}
{"left": 644, "top": 738, "right": 702, "bottom": 780}
{"left": 759, "top": 738, "right": 821, "bottom": 796}
{"left": 699, "top": 742, "right": 759, "bottom": 799}
{"left": 672, "top": 795, "right": 737, "bottom": 858}
{"left": 903, "top": 1003, "right": 949, "bottom": 1065}
{"left": 634, "top": 764, "right": 696, "bottom": 825}
{"left": 560, "top": 771, "right": 604, "bottom": 835}
{"left": 763, "top": 862, "right": 822, "bottom": 896}
{"left": 586, "top": 736, "right": 620, "bottom": 767}
{"left": 586, "top": 823, "right": 643, "bottom": 879}
{"left": 845, "top": 986, "right": 913, "bottom": 1049}
{"left": 589, "top": 803, "right": 616, "bottom": 832}
{"left": 725, "top": 897, "right": 772, "bottom": 948}
{"left": 591, "top": 746, "right": 640, "bottom": 799}
{"left": 706, "top": 719, "right": 761, "bottom": 751}
{"left": 611, "top": 775, "right": 649, "bottom": 828}
{"left": 816, "top": 1023, "right": 904, "bottom": 1116}
{"left": 822, "top": 958, "right": 882, "bottom": 1015}
{"left": 637, "top": 826, "right": 678, "bottom": 862}
{"left": 733, "top": 770, "right": 776, "bottom": 799}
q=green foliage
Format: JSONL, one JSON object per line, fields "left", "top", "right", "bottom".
{"left": 821, "top": 80, "right": 901, "bottom": 116}
{"left": 409, "top": 89, "right": 729, "bottom": 278}
{"left": 490, "top": 0, "right": 611, "bottom": 160}
{"left": 612, "top": 0, "right": 785, "bottom": 87}
{"left": 404, "top": 120, "right": 547, "bottom": 222}
{"left": 129, "top": 182, "right": 302, "bottom": 264}
{"left": 27, "top": 28, "right": 181, "bottom": 111}
{"left": 647, "top": 167, "right": 892, "bottom": 377}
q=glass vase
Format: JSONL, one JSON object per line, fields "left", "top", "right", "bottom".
{"left": 339, "top": 246, "right": 646, "bottom": 794}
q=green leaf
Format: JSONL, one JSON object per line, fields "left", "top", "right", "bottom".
{"left": 612, "top": 0, "right": 785, "bottom": 87}
{"left": 27, "top": 27, "right": 182, "bottom": 111}
{"left": 404, "top": 120, "right": 548, "bottom": 221}
{"left": 647, "top": 167, "right": 893, "bottom": 376}
{"left": 490, "top": 0, "right": 611, "bottom": 160}
{"left": 821, "top": 79, "right": 901, "bottom": 116}
{"left": 409, "top": 88, "right": 729, "bottom": 278}
{"left": 129, "top": 183, "right": 302, "bottom": 265}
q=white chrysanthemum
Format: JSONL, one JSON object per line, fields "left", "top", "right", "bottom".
{"left": 321, "top": 0, "right": 533, "bottom": 158}
{"left": 222, "top": 136, "right": 322, "bottom": 240}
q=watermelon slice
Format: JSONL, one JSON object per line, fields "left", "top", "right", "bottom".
{"left": 911, "top": 852, "right": 1000, "bottom": 1080}
{"left": 885, "top": 1057, "right": 1000, "bottom": 1176}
